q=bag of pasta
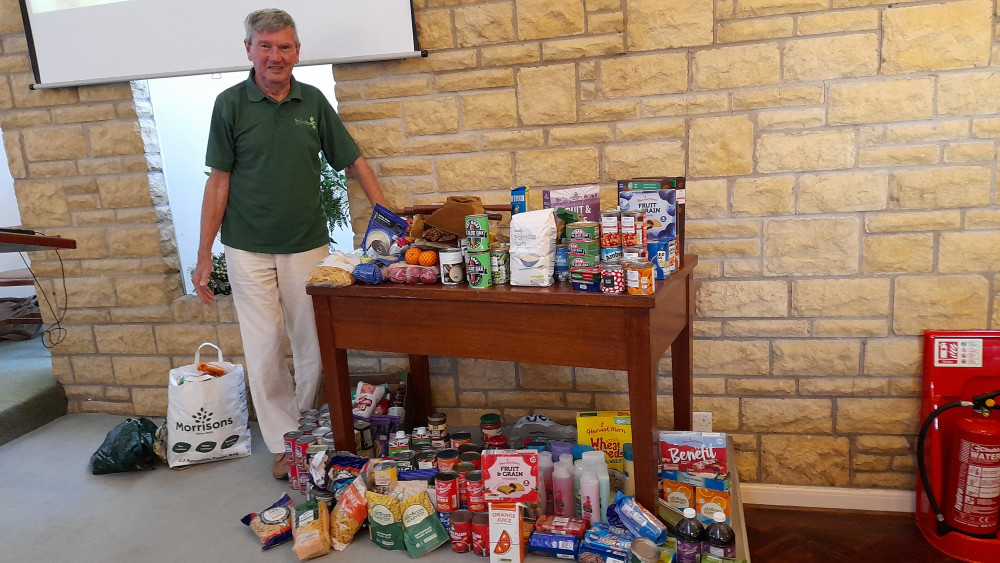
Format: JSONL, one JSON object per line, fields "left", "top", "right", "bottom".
{"left": 293, "top": 499, "right": 331, "bottom": 560}
{"left": 366, "top": 490, "right": 405, "bottom": 550}
{"left": 396, "top": 480, "right": 449, "bottom": 557}
{"left": 330, "top": 473, "right": 368, "bottom": 551}
{"left": 241, "top": 494, "right": 294, "bottom": 550}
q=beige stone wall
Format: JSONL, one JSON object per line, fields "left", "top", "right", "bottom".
{"left": 2, "top": 0, "right": 999, "bottom": 491}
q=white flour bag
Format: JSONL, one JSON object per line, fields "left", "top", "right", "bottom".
{"left": 509, "top": 209, "right": 556, "bottom": 287}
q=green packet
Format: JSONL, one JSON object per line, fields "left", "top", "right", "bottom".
{"left": 365, "top": 491, "right": 405, "bottom": 551}
{"left": 700, "top": 553, "right": 748, "bottom": 563}
{"left": 399, "top": 485, "right": 448, "bottom": 558}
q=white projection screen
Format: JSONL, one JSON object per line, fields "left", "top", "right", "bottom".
{"left": 20, "top": 0, "right": 421, "bottom": 88}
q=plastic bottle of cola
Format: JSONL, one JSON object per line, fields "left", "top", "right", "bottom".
{"left": 674, "top": 507, "right": 705, "bottom": 563}
{"left": 703, "top": 510, "right": 736, "bottom": 557}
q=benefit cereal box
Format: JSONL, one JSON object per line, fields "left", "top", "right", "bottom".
{"left": 576, "top": 411, "right": 632, "bottom": 490}
{"left": 658, "top": 431, "right": 728, "bottom": 476}
{"left": 482, "top": 450, "right": 539, "bottom": 503}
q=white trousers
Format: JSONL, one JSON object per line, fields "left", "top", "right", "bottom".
{"left": 224, "top": 245, "right": 328, "bottom": 454}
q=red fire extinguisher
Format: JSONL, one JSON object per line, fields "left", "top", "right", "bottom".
{"left": 919, "top": 389, "right": 1000, "bottom": 538}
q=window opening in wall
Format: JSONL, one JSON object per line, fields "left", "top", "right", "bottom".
{"left": 147, "top": 66, "right": 352, "bottom": 295}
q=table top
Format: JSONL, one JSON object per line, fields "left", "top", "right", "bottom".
{"left": 0, "top": 231, "right": 76, "bottom": 253}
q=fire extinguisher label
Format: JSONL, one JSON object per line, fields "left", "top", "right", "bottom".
{"left": 934, "top": 339, "right": 983, "bottom": 368}
{"left": 951, "top": 439, "right": 1000, "bottom": 530}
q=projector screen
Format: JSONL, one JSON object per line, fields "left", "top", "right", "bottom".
{"left": 20, "top": 0, "right": 421, "bottom": 88}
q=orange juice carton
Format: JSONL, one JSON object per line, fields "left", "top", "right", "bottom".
{"left": 661, "top": 478, "right": 695, "bottom": 512}
{"left": 658, "top": 431, "right": 728, "bottom": 476}
{"left": 482, "top": 450, "right": 539, "bottom": 503}
{"left": 490, "top": 502, "right": 525, "bottom": 563}
{"left": 695, "top": 487, "right": 731, "bottom": 525}
{"left": 576, "top": 411, "right": 632, "bottom": 486}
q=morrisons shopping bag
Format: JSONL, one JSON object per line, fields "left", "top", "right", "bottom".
{"left": 166, "top": 342, "right": 251, "bottom": 468}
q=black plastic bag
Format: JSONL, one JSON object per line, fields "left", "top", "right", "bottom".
{"left": 89, "top": 417, "right": 160, "bottom": 475}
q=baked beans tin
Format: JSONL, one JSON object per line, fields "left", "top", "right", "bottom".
{"left": 437, "top": 448, "right": 461, "bottom": 472}
{"left": 435, "top": 470, "right": 460, "bottom": 512}
{"left": 417, "top": 451, "right": 438, "bottom": 469}
{"left": 451, "top": 431, "right": 473, "bottom": 448}
{"left": 567, "top": 239, "right": 600, "bottom": 256}
{"left": 601, "top": 262, "right": 625, "bottom": 294}
{"left": 600, "top": 246, "right": 623, "bottom": 261}
{"left": 372, "top": 460, "right": 399, "bottom": 495}
{"left": 568, "top": 253, "right": 599, "bottom": 268}
{"left": 622, "top": 246, "right": 649, "bottom": 262}
{"left": 490, "top": 246, "right": 510, "bottom": 285}
{"left": 440, "top": 249, "right": 465, "bottom": 285}
{"left": 459, "top": 450, "right": 482, "bottom": 469}
{"left": 465, "top": 214, "right": 490, "bottom": 249}
{"left": 466, "top": 251, "right": 493, "bottom": 289}
{"left": 600, "top": 211, "right": 621, "bottom": 248}
{"left": 566, "top": 221, "right": 599, "bottom": 241}
{"left": 393, "top": 449, "right": 417, "bottom": 470}
{"left": 620, "top": 211, "right": 646, "bottom": 247}
{"left": 626, "top": 261, "right": 656, "bottom": 295}
{"left": 466, "top": 470, "right": 487, "bottom": 512}
{"left": 456, "top": 461, "right": 476, "bottom": 506}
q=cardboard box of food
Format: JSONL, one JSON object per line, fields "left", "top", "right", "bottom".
{"left": 482, "top": 450, "right": 539, "bottom": 503}
{"left": 617, "top": 189, "right": 676, "bottom": 242}
{"left": 489, "top": 503, "right": 525, "bottom": 563}
{"left": 576, "top": 411, "right": 632, "bottom": 490}
{"left": 658, "top": 431, "right": 728, "bottom": 475}
{"left": 543, "top": 185, "right": 601, "bottom": 222}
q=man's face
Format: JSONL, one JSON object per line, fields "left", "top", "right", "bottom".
{"left": 245, "top": 27, "right": 300, "bottom": 87}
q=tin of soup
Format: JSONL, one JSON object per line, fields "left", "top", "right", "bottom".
{"left": 466, "top": 252, "right": 492, "bottom": 289}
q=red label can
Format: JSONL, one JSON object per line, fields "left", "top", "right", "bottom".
{"left": 435, "top": 471, "right": 460, "bottom": 513}
{"left": 456, "top": 461, "right": 475, "bottom": 507}
{"left": 283, "top": 430, "right": 303, "bottom": 458}
{"left": 471, "top": 511, "right": 489, "bottom": 557}
{"left": 437, "top": 448, "right": 460, "bottom": 472}
{"left": 450, "top": 509, "right": 473, "bottom": 553}
{"left": 459, "top": 450, "right": 482, "bottom": 470}
{"left": 288, "top": 463, "right": 299, "bottom": 491}
{"left": 466, "top": 470, "right": 486, "bottom": 512}
{"left": 293, "top": 434, "right": 316, "bottom": 468}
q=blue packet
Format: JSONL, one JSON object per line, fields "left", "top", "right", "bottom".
{"left": 611, "top": 491, "right": 668, "bottom": 544}
{"left": 529, "top": 531, "right": 581, "bottom": 559}
{"left": 362, "top": 204, "right": 409, "bottom": 259}
{"left": 241, "top": 493, "right": 294, "bottom": 550}
{"left": 511, "top": 186, "right": 528, "bottom": 215}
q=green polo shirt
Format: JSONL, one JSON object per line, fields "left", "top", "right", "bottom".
{"left": 205, "top": 71, "right": 362, "bottom": 254}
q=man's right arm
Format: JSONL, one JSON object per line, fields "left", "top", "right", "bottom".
{"left": 192, "top": 168, "right": 231, "bottom": 304}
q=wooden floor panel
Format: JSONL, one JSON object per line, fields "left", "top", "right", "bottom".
{"left": 744, "top": 506, "right": 965, "bottom": 562}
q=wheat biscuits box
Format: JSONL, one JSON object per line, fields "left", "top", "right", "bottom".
{"left": 576, "top": 411, "right": 632, "bottom": 489}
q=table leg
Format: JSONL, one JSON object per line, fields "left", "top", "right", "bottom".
{"left": 313, "top": 297, "right": 356, "bottom": 453}
{"left": 626, "top": 311, "right": 658, "bottom": 512}
{"left": 407, "top": 354, "right": 432, "bottom": 426}
{"left": 671, "top": 271, "right": 695, "bottom": 431}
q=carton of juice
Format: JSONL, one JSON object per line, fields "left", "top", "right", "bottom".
{"left": 489, "top": 502, "right": 525, "bottom": 563}
{"left": 576, "top": 411, "right": 632, "bottom": 490}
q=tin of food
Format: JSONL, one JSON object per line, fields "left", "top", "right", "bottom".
{"left": 372, "top": 460, "right": 398, "bottom": 494}
{"left": 490, "top": 245, "right": 510, "bottom": 285}
{"left": 466, "top": 252, "right": 492, "bottom": 289}
{"left": 628, "top": 536, "right": 661, "bottom": 563}
{"left": 439, "top": 248, "right": 465, "bottom": 285}
{"left": 451, "top": 431, "right": 473, "bottom": 448}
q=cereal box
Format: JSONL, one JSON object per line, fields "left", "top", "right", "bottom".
{"left": 543, "top": 185, "right": 601, "bottom": 222}
{"left": 490, "top": 503, "right": 525, "bottom": 563}
{"left": 661, "top": 478, "right": 695, "bottom": 512}
{"left": 617, "top": 190, "right": 676, "bottom": 242}
{"left": 576, "top": 411, "right": 632, "bottom": 490}
{"left": 695, "top": 487, "right": 731, "bottom": 525}
{"left": 658, "top": 431, "right": 728, "bottom": 476}
{"left": 481, "top": 450, "right": 539, "bottom": 503}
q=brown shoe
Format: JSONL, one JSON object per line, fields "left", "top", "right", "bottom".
{"left": 273, "top": 453, "right": 291, "bottom": 480}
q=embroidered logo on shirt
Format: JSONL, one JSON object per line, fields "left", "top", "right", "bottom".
{"left": 295, "top": 117, "right": 317, "bottom": 130}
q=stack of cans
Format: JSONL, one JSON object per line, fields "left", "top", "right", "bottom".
{"left": 284, "top": 405, "right": 334, "bottom": 494}
{"left": 465, "top": 214, "right": 492, "bottom": 289}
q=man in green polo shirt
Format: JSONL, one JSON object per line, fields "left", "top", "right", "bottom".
{"left": 192, "top": 8, "right": 387, "bottom": 480}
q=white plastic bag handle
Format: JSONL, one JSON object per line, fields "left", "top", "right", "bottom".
{"left": 193, "top": 342, "right": 224, "bottom": 365}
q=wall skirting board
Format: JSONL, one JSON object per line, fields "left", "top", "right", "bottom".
{"left": 741, "top": 483, "right": 916, "bottom": 513}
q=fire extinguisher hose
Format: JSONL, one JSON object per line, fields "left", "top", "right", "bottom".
{"left": 916, "top": 400, "right": 972, "bottom": 537}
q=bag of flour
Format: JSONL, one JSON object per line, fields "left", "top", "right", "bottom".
{"left": 509, "top": 209, "right": 556, "bottom": 287}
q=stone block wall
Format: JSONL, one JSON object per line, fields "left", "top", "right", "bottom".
{"left": 1, "top": 0, "right": 999, "bottom": 491}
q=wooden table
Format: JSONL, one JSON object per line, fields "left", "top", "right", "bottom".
{"left": 308, "top": 254, "right": 697, "bottom": 511}
{"left": 0, "top": 231, "right": 75, "bottom": 326}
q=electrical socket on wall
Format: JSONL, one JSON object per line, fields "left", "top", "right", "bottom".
{"left": 693, "top": 411, "right": 713, "bottom": 432}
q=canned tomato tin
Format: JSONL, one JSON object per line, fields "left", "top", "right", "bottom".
{"left": 480, "top": 413, "right": 502, "bottom": 438}
{"left": 566, "top": 221, "right": 599, "bottom": 241}
{"left": 466, "top": 470, "right": 486, "bottom": 512}
{"left": 601, "top": 262, "right": 625, "bottom": 294}
{"left": 600, "top": 211, "right": 621, "bottom": 248}
{"left": 466, "top": 252, "right": 493, "bottom": 289}
{"left": 459, "top": 450, "right": 482, "bottom": 470}
{"left": 437, "top": 448, "right": 460, "bottom": 472}
{"left": 628, "top": 537, "right": 661, "bottom": 563}
{"left": 440, "top": 249, "right": 465, "bottom": 285}
{"left": 626, "top": 261, "right": 656, "bottom": 296}
{"left": 450, "top": 509, "right": 474, "bottom": 553}
{"left": 394, "top": 449, "right": 417, "bottom": 470}
{"left": 471, "top": 512, "right": 490, "bottom": 557}
{"left": 490, "top": 246, "right": 510, "bottom": 285}
{"left": 373, "top": 460, "right": 399, "bottom": 494}
{"left": 622, "top": 246, "right": 649, "bottom": 262}
{"left": 620, "top": 211, "right": 646, "bottom": 247}
{"left": 417, "top": 451, "right": 438, "bottom": 469}
{"left": 451, "top": 431, "right": 473, "bottom": 448}
{"left": 435, "top": 470, "right": 460, "bottom": 512}
{"left": 456, "top": 461, "right": 475, "bottom": 506}
{"left": 428, "top": 412, "right": 447, "bottom": 437}
{"left": 465, "top": 214, "right": 490, "bottom": 246}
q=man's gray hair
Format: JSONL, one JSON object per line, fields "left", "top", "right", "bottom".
{"left": 244, "top": 8, "right": 299, "bottom": 44}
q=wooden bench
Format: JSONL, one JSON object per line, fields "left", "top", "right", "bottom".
{"left": 0, "top": 269, "right": 40, "bottom": 325}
